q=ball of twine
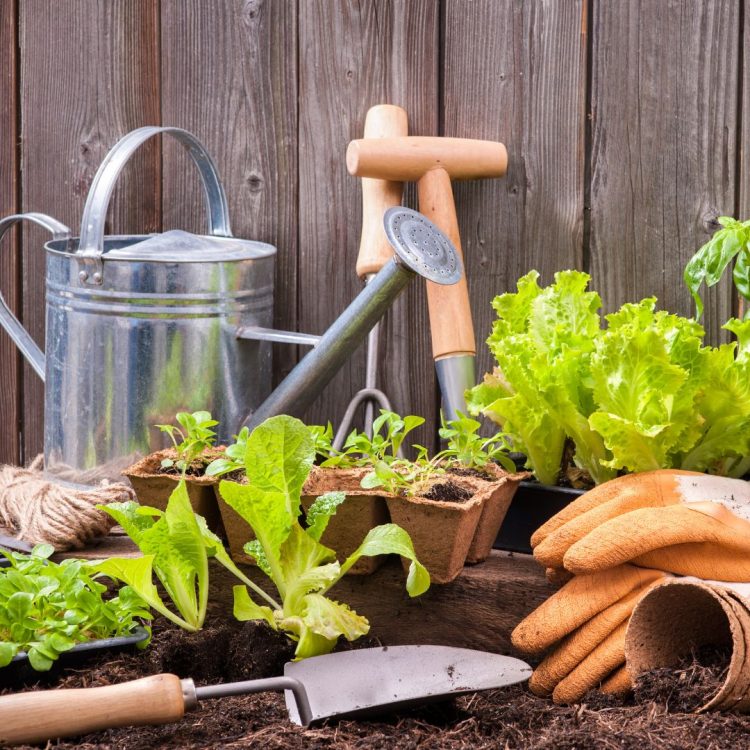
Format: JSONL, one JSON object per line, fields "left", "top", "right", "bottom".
{"left": 0, "top": 456, "right": 135, "bottom": 551}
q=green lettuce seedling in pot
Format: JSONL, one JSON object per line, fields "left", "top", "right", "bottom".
{"left": 219, "top": 415, "right": 430, "bottom": 659}
{"left": 156, "top": 410, "right": 218, "bottom": 474}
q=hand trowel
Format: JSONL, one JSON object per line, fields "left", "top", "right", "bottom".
{"left": 0, "top": 645, "right": 531, "bottom": 745}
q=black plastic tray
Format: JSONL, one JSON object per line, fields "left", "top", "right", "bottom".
{"left": 2, "top": 626, "right": 150, "bottom": 687}
{"left": 494, "top": 481, "right": 585, "bottom": 554}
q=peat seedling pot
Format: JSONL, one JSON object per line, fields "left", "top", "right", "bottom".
{"left": 215, "top": 480, "right": 253, "bottom": 565}
{"left": 385, "top": 486, "right": 483, "bottom": 585}
{"left": 493, "top": 481, "right": 585, "bottom": 554}
{"left": 463, "top": 467, "right": 528, "bottom": 564}
{"left": 302, "top": 466, "right": 388, "bottom": 575}
{"left": 123, "top": 448, "right": 223, "bottom": 533}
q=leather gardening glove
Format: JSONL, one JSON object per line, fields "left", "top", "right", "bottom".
{"left": 530, "top": 469, "right": 750, "bottom": 581}
{"left": 511, "top": 564, "right": 669, "bottom": 703}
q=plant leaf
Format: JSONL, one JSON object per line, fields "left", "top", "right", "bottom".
{"left": 232, "top": 585, "right": 277, "bottom": 629}
{"left": 340, "top": 524, "right": 430, "bottom": 596}
{"left": 305, "top": 492, "right": 346, "bottom": 542}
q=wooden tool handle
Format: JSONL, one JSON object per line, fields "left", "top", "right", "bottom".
{"left": 418, "top": 167, "right": 476, "bottom": 359}
{"left": 0, "top": 673, "right": 186, "bottom": 745}
{"left": 347, "top": 136, "right": 508, "bottom": 181}
{"left": 356, "top": 104, "right": 408, "bottom": 277}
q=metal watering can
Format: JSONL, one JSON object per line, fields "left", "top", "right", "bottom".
{"left": 0, "top": 127, "right": 462, "bottom": 484}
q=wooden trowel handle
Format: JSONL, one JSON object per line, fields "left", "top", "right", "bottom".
{"left": 356, "top": 104, "right": 408, "bottom": 278}
{"left": 0, "top": 673, "right": 186, "bottom": 745}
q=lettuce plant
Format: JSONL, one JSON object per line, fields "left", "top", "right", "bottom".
{"left": 96, "top": 482, "right": 273, "bottom": 633}
{"left": 468, "top": 270, "right": 750, "bottom": 484}
{"left": 0, "top": 544, "right": 150, "bottom": 671}
{"left": 219, "top": 415, "right": 430, "bottom": 659}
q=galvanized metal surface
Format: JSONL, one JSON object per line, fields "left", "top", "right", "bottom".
{"left": 435, "top": 354, "right": 476, "bottom": 423}
{"left": 0, "top": 127, "right": 276, "bottom": 483}
{"left": 0, "top": 213, "right": 70, "bottom": 380}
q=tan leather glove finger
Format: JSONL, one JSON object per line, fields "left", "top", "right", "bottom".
{"left": 552, "top": 620, "right": 628, "bottom": 704}
{"left": 528, "top": 577, "right": 665, "bottom": 696}
{"left": 530, "top": 469, "right": 700, "bottom": 549}
{"left": 511, "top": 565, "right": 664, "bottom": 656}
{"left": 564, "top": 503, "right": 750, "bottom": 575}
{"left": 599, "top": 664, "right": 631, "bottom": 696}
{"left": 634, "top": 544, "right": 750, "bottom": 582}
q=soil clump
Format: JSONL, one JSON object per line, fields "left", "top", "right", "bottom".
{"left": 422, "top": 480, "right": 473, "bottom": 502}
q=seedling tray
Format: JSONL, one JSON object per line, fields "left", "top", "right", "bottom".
{"left": 493, "top": 480, "right": 585, "bottom": 554}
{"left": 1, "top": 626, "right": 150, "bottom": 687}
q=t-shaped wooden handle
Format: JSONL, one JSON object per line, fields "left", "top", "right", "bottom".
{"left": 356, "top": 105, "right": 409, "bottom": 277}
{"left": 347, "top": 136, "right": 508, "bottom": 182}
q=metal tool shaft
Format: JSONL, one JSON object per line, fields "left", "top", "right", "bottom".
{"left": 189, "top": 676, "right": 313, "bottom": 727}
{"left": 245, "top": 257, "right": 414, "bottom": 429}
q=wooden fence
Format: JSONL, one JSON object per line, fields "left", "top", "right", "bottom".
{"left": 0, "top": 0, "right": 746, "bottom": 465}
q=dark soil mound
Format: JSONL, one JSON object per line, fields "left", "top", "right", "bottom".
{"left": 633, "top": 645, "right": 731, "bottom": 712}
{"left": 423, "top": 480, "right": 473, "bottom": 502}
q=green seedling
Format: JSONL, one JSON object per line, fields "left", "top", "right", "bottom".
{"left": 0, "top": 545, "right": 151, "bottom": 671}
{"left": 437, "top": 412, "right": 516, "bottom": 473}
{"left": 219, "top": 415, "right": 430, "bottom": 659}
{"left": 205, "top": 426, "right": 250, "bottom": 477}
{"left": 96, "top": 482, "right": 274, "bottom": 633}
{"left": 156, "top": 410, "right": 218, "bottom": 474}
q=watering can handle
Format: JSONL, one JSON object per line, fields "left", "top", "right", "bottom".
{"left": 0, "top": 213, "right": 71, "bottom": 381}
{"left": 77, "top": 126, "right": 232, "bottom": 281}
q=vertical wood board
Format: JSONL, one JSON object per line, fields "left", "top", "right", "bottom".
{"left": 0, "top": 0, "right": 19, "bottom": 464}
{"left": 588, "top": 0, "right": 739, "bottom": 343}
{"left": 19, "top": 0, "right": 160, "bottom": 461}
{"left": 297, "top": 0, "right": 440, "bottom": 448}
{"left": 160, "top": 0, "right": 299, "bottom": 390}
{"left": 443, "top": 0, "right": 587, "bottom": 401}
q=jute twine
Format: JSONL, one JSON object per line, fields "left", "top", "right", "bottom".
{"left": 0, "top": 456, "right": 135, "bottom": 551}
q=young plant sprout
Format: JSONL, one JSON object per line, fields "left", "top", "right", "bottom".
{"left": 155, "top": 410, "right": 218, "bottom": 474}
{"left": 219, "top": 415, "right": 430, "bottom": 659}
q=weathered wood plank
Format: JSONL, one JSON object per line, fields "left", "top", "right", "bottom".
{"left": 739, "top": 2, "right": 750, "bottom": 320}
{"left": 20, "top": 0, "right": 160, "bottom": 461}
{"left": 588, "top": 0, "right": 739, "bottom": 342}
{"left": 160, "top": 0, "right": 299, "bottom": 390}
{"left": 444, "top": 0, "right": 587, "bottom": 391}
{"left": 0, "top": 0, "right": 19, "bottom": 466}
{"left": 297, "top": 0, "right": 439, "bottom": 449}
{"left": 211, "top": 550, "right": 553, "bottom": 656}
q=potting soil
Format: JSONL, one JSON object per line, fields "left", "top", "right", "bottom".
{"left": 4, "top": 617, "right": 750, "bottom": 750}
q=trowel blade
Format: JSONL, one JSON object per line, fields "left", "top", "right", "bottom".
{"left": 284, "top": 645, "right": 531, "bottom": 725}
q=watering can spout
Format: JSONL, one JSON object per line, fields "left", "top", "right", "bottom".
{"left": 244, "top": 208, "right": 463, "bottom": 429}
{"left": 0, "top": 214, "right": 72, "bottom": 382}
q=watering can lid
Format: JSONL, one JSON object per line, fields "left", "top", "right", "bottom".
{"left": 101, "top": 229, "right": 275, "bottom": 262}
